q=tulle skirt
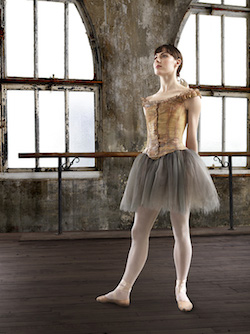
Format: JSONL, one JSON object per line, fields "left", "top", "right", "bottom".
{"left": 120, "top": 150, "right": 220, "bottom": 214}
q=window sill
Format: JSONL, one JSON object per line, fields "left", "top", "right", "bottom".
{"left": 1, "top": 169, "right": 249, "bottom": 180}
{"left": 0, "top": 171, "right": 102, "bottom": 180}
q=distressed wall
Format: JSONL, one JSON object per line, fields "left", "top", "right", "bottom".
{"left": 0, "top": 0, "right": 249, "bottom": 232}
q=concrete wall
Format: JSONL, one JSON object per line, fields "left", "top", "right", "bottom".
{"left": 0, "top": 0, "right": 249, "bottom": 232}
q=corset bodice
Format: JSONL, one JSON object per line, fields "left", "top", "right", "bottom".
{"left": 141, "top": 88, "right": 201, "bottom": 159}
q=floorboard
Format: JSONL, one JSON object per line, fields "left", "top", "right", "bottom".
{"left": 0, "top": 235, "right": 249, "bottom": 334}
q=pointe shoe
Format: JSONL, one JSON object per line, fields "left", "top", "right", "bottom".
{"left": 177, "top": 300, "right": 193, "bottom": 312}
{"left": 96, "top": 295, "right": 130, "bottom": 307}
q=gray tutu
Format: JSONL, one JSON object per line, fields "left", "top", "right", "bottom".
{"left": 120, "top": 150, "right": 220, "bottom": 214}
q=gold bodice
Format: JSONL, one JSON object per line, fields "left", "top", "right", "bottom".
{"left": 141, "top": 88, "right": 201, "bottom": 160}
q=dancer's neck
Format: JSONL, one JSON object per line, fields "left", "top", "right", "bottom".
{"left": 158, "top": 74, "right": 180, "bottom": 93}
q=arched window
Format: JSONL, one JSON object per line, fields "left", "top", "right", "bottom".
{"left": 0, "top": 0, "right": 101, "bottom": 171}
{"left": 177, "top": 0, "right": 249, "bottom": 167}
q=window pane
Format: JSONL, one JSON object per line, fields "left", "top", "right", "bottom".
{"left": 198, "top": 0, "right": 246, "bottom": 4}
{"left": 38, "top": 2, "right": 64, "bottom": 78}
{"left": 178, "top": 14, "right": 196, "bottom": 85}
{"left": 224, "top": 0, "right": 246, "bottom": 6}
{"left": 200, "top": 97, "right": 222, "bottom": 166}
{"left": 225, "top": 98, "right": 247, "bottom": 167}
{"left": 200, "top": 15, "right": 221, "bottom": 85}
{"left": 69, "top": 4, "right": 94, "bottom": 79}
{"left": 197, "top": 0, "right": 222, "bottom": 4}
{"left": 224, "top": 17, "right": 247, "bottom": 86}
{"left": 6, "top": 0, "right": 34, "bottom": 77}
{"left": 7, "top": 91, "right": 35, "bottom": 168}
{"left": 69, "top": 92, "right": 95, "bottom": 167}
{"left": 39, "top": 92, "right": 65, "bottom": 168}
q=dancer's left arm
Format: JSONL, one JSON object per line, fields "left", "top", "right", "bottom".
{"left": 185, "top": 96, "right": 201, "bottom": 154}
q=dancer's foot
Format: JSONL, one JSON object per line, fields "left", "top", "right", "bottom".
{"left": 96, "top": 279, "right": 131, "bottom": 307}
{"left": 175, "top": 279, "right": 193, "bottom": 312}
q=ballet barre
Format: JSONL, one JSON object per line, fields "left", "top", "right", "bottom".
{"left": 19, "top": 151, "right": 250, "bottom": 234}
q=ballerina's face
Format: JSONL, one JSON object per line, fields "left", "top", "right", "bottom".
{"left": 153, "top": 49, "right": 181, "bottom": 77}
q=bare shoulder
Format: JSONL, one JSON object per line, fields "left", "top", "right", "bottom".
{"left": 185, "top": 95, "right": 201, "bottom": 118}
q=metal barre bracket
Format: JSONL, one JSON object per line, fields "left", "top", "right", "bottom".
{"left": 213, "top": 155, "right": 229, "bottom": 168}
{"left": 61, "top": 157, "right": 80, "bottom": 171}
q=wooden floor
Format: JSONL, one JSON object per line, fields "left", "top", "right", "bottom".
{"left": 0, "top": 234, "right": 250, "bottom": 334}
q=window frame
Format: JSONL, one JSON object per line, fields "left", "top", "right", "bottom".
{"left": 0, "top": 0, "right": 102, "bottom": 172}
{"left": 176, "top": 0, "right": 250, "bottom": 167}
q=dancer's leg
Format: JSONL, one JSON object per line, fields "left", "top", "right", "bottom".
{"left": 122, "top": 206, "right": 160, "bottom": 285}
{"left": 170, "top": 210, "right": 192, "bottom": 281}
{"left": 96, "top": 206, "right": 160, "bottom": 306}
{"left": 170, "top": 210, "right": 193, "bottom": 311}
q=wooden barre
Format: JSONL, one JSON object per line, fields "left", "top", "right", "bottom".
{"left": 19, "top": 152, "right": 250, "bottom": 158}
{"left": 19, "top": 152, "right": 140, "bottom": 158}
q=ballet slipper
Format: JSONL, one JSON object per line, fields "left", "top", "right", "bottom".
{"left": 175, "top": 279, "right": 193, "bottom": 312}
{"left": 96, "top": 295, "right": 130, "bottom": 307}
{"left": 176, "top": 300, "right": 193, "bottom": 312}
{"left": 96, "top": 279, "right": 131, "bottom": 307}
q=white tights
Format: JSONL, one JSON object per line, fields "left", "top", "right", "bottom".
{"left": 104, "top": 206, "right": 192, "bottom": 302}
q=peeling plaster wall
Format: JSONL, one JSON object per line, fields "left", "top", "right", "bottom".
{"left": 0, "top": 0, "right": 249, "bottom": 232}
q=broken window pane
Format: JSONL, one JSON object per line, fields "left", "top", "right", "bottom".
{"left": 7, "top": 90, "right": 35, "bottom": 168}
{"left": 39, "top": 91, "right": 65, "bottom": 168}
{"left": 224, "top": 17, "right": 247, "bottom": 86}
{"left": 225, "top": 98, "right": 247, "bottom": 166}
{"left": 69, "top": 91, "right": 95, "bottom": 167}
{"left": 199, "top": 97, "right": 223, "bottom": 167}
{"left": 178, "top": 14, "right": 196, "bottom": 85}
{"left": 69, "top": 4, "right": 94, "bottom": 79}
{"left": 6, "top": 0, "right": 34, "bottom": 77}
{"left": 38, "top": 1, "right": 64, "bottom": 78}
{"left": 199, "top": 15, "right": 221, "bottom": 85}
